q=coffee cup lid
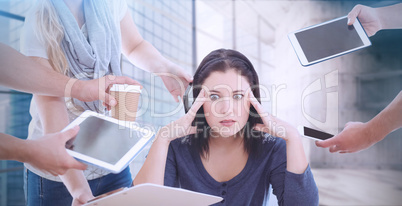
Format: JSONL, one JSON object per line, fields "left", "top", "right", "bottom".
{"left": 110, "top": 84, "right": 141, "bottom": 93}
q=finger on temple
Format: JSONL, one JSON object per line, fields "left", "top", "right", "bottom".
{"left": 248, "top": 90, "right": 266, "bottom": 117}
{"left": 188, "top": 89, "right": 206, "bottom": 116}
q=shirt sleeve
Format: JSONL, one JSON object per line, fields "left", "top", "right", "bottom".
{"left": 108, "top": 0, "right": 128, "bottom": 22}
{"left": 268, "top": 140, "right": 319, "bottom": 206}
{"left": 283, "top": 165, "right": 319, "bottom": 205}
{"left": 164, "top": 143, "right": 179, "bottom": 187}
{"left": 118, "top": 0, "right": 128, "bottom": 21}
{"left": 20, "top": 9, "right": 48, "bottom": 59}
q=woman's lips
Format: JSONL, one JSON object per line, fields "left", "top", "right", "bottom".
{"left": 219, "top": 119, "right": 236, "bottom": 127}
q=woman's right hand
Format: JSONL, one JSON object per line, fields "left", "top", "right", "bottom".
{"left": 156, "top": 89, "right": 206, "bottom": 144}
{"left": 132, "top": 89, "right": 206, "bottom": 186}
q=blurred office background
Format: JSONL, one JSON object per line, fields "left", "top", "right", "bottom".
{"left": 0, "top": 0, "right": 401, "bottom": 205}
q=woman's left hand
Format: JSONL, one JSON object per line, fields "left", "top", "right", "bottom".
{"left": 248, "top": 90, "right": 300, "bottom": 142}
{"left": 249, "top": 90, "right": 308, "bottom": 174}
{"left": 159, "top": 63, "right": 193, "bottom": 102}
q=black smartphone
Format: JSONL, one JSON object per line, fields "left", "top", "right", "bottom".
{"left": 298, "top": 126, "right": 334, "bottom": 141}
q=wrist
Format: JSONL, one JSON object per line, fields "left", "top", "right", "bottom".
{"left": 284, "top": 132, "right": 303, "bottom": 144}
{"left": 375, "top": 5, "right": 402, "bottom": 31}
{"left": 156, "top": 62, "right": 169, "bottom": 73}
{"left": 365, "top": 119, "right": 387, "bottom": 143}
{"left": 280, "top": 125, "right": 300, "bottom": 142}
{"left": 375, "top": 7, "right": 386, "bottom": 30}
{"left": 154, "top": 60, "right": 176, "bottom": 74}
{"left": 67, "top": 78, "right": 80, "bottom": 99}
{"left": 155, "top": 127, "right": 173, "bottom": 146}
{"left": 14, "top": 139, "right": 32, "bottom": 163}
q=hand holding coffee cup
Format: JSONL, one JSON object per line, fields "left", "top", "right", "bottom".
{"left": 110, "top": 84, "right": 141, "bottom": 122}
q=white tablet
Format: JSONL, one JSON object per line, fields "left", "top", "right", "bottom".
{"left": 288, "top": 16, "right": 371, "bottom": 66}
{"left": 62, "top": 110, "right": 154, "bottom": 173}
{"left": 84, "top": 183, "right": 223, "bottom": 206}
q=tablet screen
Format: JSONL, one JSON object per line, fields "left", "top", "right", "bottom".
{"left": 69, "top": 116, "right": 142, "bottom": 165}
{"left": 295, "top": 17, "right": 364, "bottom": 62}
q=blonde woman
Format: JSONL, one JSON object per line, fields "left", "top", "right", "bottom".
{"left": 20, "top": 0, "right": 191, "bottom": 205}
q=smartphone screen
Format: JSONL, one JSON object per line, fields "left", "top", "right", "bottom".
{"left": 303, "top": 126, "right": 334, "bottom": 141}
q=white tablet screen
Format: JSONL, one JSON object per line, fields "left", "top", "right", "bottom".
{"left": 70, "top": 116, "right": 142, "bottom": 165}
{"left": 295, "top": 17, "right": 364, "bottom": 62}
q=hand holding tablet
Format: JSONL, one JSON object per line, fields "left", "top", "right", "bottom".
{"left": 288, "top": 16, "right": 371, "bottom": 66}
{"left": 62, "top": 110, "right": 154, "bottom": 173}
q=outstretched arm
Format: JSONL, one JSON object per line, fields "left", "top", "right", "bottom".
{"left": 120, "top": 11, "right": 192, "bottom": 102}
{"left": 0, "top": 43, "right": 140, "bottom": 107}
{"left": 347, "top": 3, "right": 402, "bottom": 36}
{"left": 317, "top": 91, "right": 402, "bottom": 153}
{"left": 0, "top": 43, "right": 70, "bottom": 96}
{"left": 0, "top": 127, "right": 87, "bottom": 176}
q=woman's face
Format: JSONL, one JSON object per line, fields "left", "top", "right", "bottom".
{"left": 202, "top": 69, "right": 251, "bottom": 138}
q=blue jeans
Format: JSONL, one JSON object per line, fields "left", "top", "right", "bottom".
{"left": 24, "top": 167, "right": 132, "bottom": 206}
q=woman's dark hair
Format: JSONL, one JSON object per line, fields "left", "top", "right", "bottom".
{"left": 190, "top": 49, "right": 264, "bottom": 158}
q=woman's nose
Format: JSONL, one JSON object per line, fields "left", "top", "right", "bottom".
{"left": 216, "top": 98, "right": 233, "bottom": 115}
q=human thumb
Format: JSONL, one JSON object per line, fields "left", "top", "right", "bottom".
{"left": 62, "top": 126, "right": 80, "bottom": 142}
{"left": 69, "top": 158, "right": 87, "bottom": 171}
{"left": 104, "top": 93, "right": 117, "bottom": 107}
{"left": 315, "top": 137, "right": 336, "bottom": 148}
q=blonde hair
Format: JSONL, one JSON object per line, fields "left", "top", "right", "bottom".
{"left": 34, "top": 0, "right": 69, "bottom": 75}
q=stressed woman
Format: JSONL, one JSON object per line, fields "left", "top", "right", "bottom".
{"left": 20, "top": 0, "right": 191, "bottom": 205}
{"left": 134, "top": 49, "right": 319, "bottom": 205}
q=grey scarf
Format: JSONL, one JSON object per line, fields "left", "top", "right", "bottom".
{"left": 52, "top": 0, "right": 122, "bottom": 113}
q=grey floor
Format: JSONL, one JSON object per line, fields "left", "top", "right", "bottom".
{"left": 312, "top": 169, "right": 402, "bottom": 206}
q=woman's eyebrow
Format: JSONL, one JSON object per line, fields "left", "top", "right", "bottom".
{"left": 209, "top": 89, "right": 220, "bottom": 93}
{"left": 233, "top": 90, "right": 245, "bottom": 93}
{"left": 209, "top": 89, "right": 244, "bottom": 93}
